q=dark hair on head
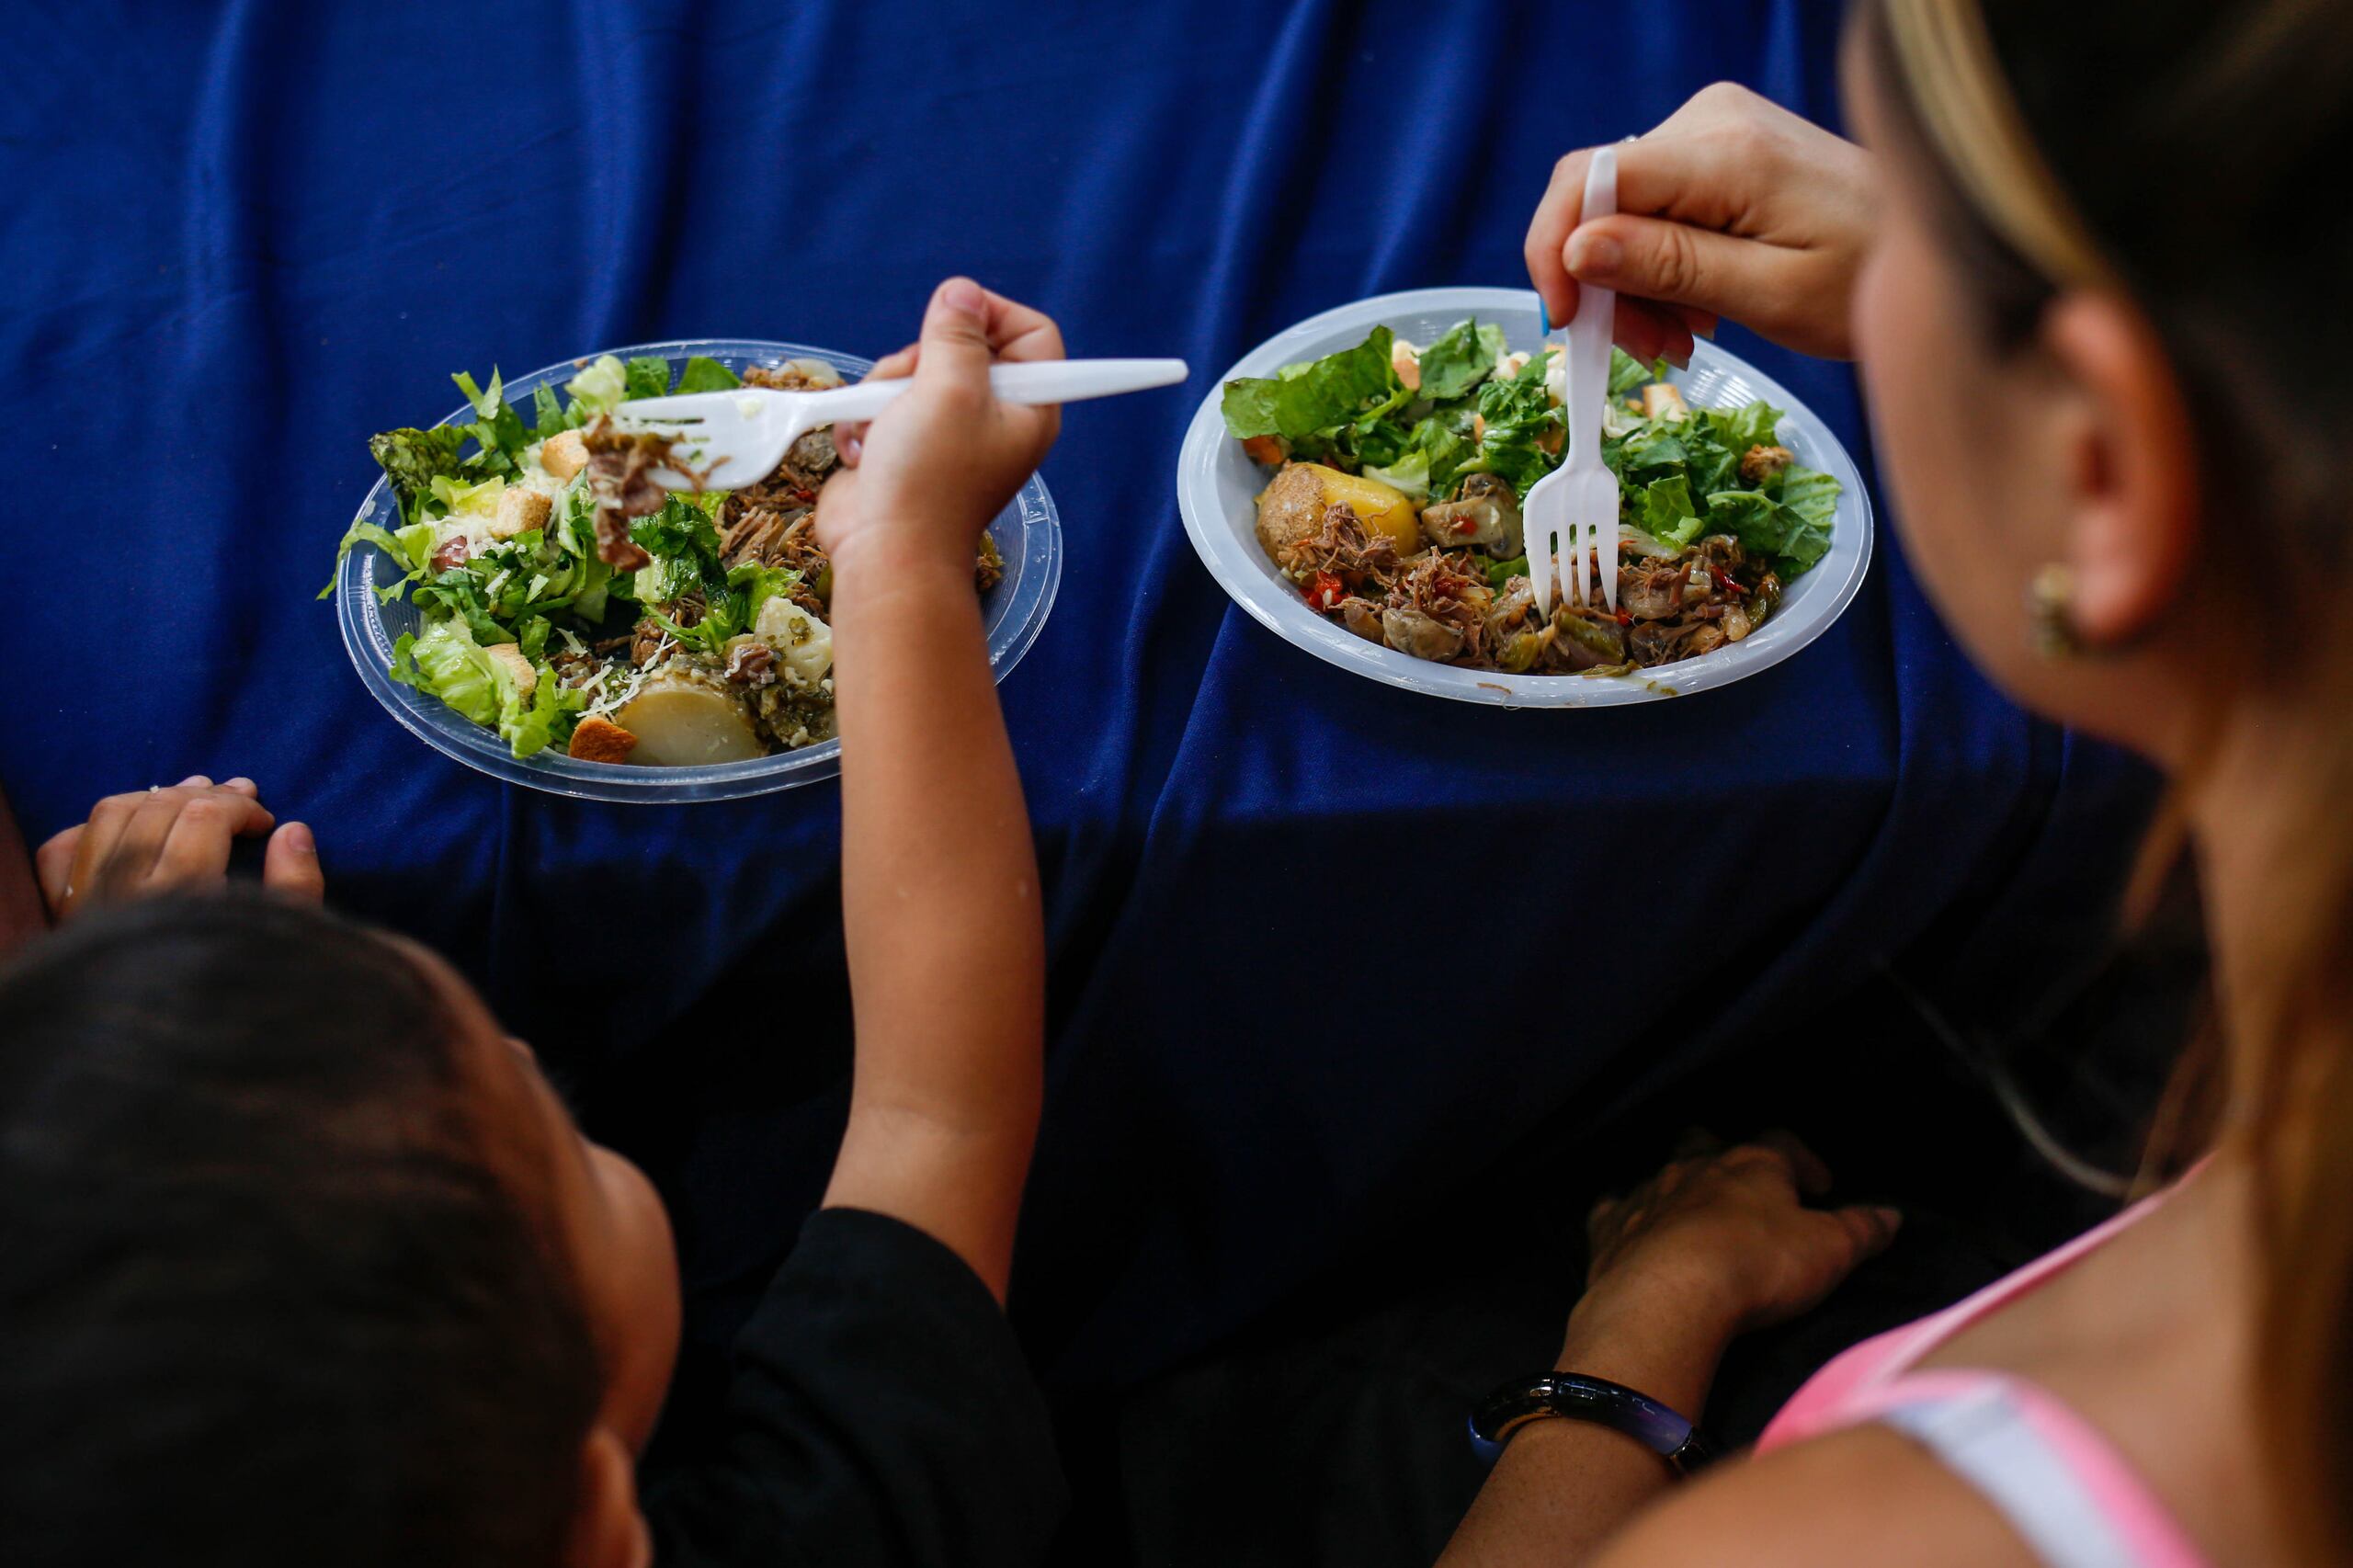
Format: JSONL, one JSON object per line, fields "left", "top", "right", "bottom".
{"left": 1864, "top": 3, "right": 2353, "bottom": 1561}
{"left": 0, "top": 892, "right": 603, "bottom": 1568}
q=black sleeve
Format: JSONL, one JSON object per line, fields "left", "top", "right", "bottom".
{"left": 642, "top": 1208, "right": 1067, "bottom": 1568}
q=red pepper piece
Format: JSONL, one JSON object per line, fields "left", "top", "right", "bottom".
{"left": 1305, "top": 570, "right": 1345, "bottom": 612}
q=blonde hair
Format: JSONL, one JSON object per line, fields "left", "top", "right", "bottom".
{"left": 1873, "top": 1, "right": 2353, "bottom": 1560}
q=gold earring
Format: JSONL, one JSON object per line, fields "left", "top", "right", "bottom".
{"left": 2026, "top": 562, "right": 2080, "bottom": 659}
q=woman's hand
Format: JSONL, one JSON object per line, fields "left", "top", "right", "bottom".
{"left": 1527, "top": 83, "right": 1879, "bottom": 362}
{"left": 35, "top": 777, "right": 324, "bottom": 922}
{"left": 815, "top": 277, "right": 1063, "bottom": 574}
{"left": 1576, "top": 1132, "right": 1901, "bottom": 1342}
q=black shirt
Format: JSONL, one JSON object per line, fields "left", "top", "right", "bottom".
{"left": 642, "top": 1209, "right": 1067, "bottom": 1567}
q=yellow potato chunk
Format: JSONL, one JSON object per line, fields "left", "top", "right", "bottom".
{"left": 613, "top": 677, "right": 767, "bottom": 766}
{"left": 1254, "top": 462, "right": 1422, "bottom": 567}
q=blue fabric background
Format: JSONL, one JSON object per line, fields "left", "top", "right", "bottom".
{"left": 1, "top": 0, "right": 2151, "bottom": 1392}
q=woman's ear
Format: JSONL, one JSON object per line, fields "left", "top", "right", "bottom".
{"left": 568, "top": 1426, "right": 652, "bottom": 1568}
{"left": 2038, "top": 294, "right": 2201, "bottom": 649}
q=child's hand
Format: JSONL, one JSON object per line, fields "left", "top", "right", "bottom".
{"left": 36, "top": 777, "right": 324, "bottom": 921}
{"left": 814, "top": 278, "right": 1063, "bottom": 574}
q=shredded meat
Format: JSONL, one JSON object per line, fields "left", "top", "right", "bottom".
{"left": 630, "top": 592, "right": 702, "bottom": 667}
{"left": 1290, "top": 517, "right": 1773, "bottom": 675}
{"left": 581, "top": 419, "right": 672, "bottom": 571}
{"left": 429, "top": 535, "right": 471, "bottom": 574}
{"left": 1290, "top": 504, "right": 1403, "bottom": 598}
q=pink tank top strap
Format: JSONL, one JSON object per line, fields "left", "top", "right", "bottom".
{"left": 1835, "top": 1370, "right": 2211, "bottom": 1568}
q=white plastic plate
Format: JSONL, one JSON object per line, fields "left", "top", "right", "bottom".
{"left": 1175, "top": 288, "right": 1873, "bottom": 706}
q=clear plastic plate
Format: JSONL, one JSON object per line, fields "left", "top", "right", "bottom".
{"left": 1175, "top": 288, "right": 1873, "bottom": 706}
{"left": 335, "top": 337, "right": 1063, "bottom": 802}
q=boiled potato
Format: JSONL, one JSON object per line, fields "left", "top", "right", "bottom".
{"left": 1254, "top": 462, "right": 1421, "bottom": 569}
{"left": 614, "top": 676, "right": 766, "bottom": 766}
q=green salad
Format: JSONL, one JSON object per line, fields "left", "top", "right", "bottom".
{"left": 329, "top": 353, "right": 870, "bottom": 767}
{"left": 1222, "top": 318, "right": 1841, "bottom": 672}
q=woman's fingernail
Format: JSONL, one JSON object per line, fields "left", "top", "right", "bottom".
{"left": 286, "top": 823, "right": 315, "bottom": 854}
{"left": 1877, "top": 1207, "right": 1904, "bottom": 1229}
{"left": 225, "top": 777, "right": 256, "bottom": 791}
{"left": 940, "top": 277, "right": 984, "bottom": 316}
{"left": 1567, "top": 231, "right": 1623, "bottom": 277}
{"left": 178, "top": 775, "right": 211, "bottom": 788}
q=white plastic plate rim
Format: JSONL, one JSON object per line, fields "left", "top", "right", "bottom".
{"left": 1174, "top": 287, "right": 1874, "bottom": 708}
{"left": 335, "top": 337, "right": 1063, "bottom": 803}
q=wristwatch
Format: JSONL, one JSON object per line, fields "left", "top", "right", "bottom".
{"left": 1469, "top": 1372, "right": 1720, "bottom": 1476}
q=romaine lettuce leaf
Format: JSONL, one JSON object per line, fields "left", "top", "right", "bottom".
{"left": 727, "top": 562, "right": 797, "bottom": 624}
{"left": 321, "top": 517, "right": 441, "bottom": 602}
{"left": 389, "top": 619, "right": 500, "bottom": 727}
{"left": 1469, "top": 351, "right": 1563, "bottom": 494}
{"left": 531, "top": 384, "right": 569, "bottom": 437}
{"left": 486, "top": 647, "right": 584, "bottom": 758}
{"left": 1416, "top": 318, "right": 1507, "bottom": 401}
{"left": 1638, "top": 474, "right": 1703, "bottom": 550}
{"left": 676, "top": 356, "right": 741, "bottom": 393}
{"left": 624, "top": 357, "right": 672, "bottom": 401}
{"left": 1704, "top": 490, "right": 1833, "bottom": 575}
{"left": 629, "top": 495, "right": 723, "bottom": 562}
{"left": 368, "top": 426, "right": 470, "bottom": 517}
{"left": 391, "top": 618, "right": 582, "bottom": 758}
{"left": 428, "top": 472, "right": 504, "bottom": 517}
{"left": 565, "top": 355, "right": 628, "bottom": 417}
{"left": 1220, "top": 326, "right": 1401, "bottom": 443}
{"left": 1779, "top": 464, "right": 1841, "bottom": 532}
{"left": 1608, "top": 347, "right": 1668, "bottom": 398}
{"left": 451, "top": 369, "right": 531, "bottom": 471}
{"left": 1362, "top": 452, "right": 1431, "bottom": 498}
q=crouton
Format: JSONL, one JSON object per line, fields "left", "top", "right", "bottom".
{"left": 1642, "top": 383, "right": 1688, "bottom": 421}
{"left": 1740, "top": 444, "right": 1796, "bottom": 483}
{"left": 539, "top": 428, "right": 589, "bottom": 481}
{"left": 1391, "top": 337, "right": 1422, "bottom": 391}
{"left": 489, "top": 485, "right": 551, "bottom": 540}
{"left": 483, "top": 642, "right": 537, "bottom": 698}
{"left": 567, "top": 714, "right": 639, "bottom": 764}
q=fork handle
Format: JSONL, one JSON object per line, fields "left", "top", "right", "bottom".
{"left": 800, "top": 357, "right": 1190, "bottom": 426}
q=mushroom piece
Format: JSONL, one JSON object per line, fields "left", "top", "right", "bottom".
{"left": 1418, "top": 472, "right": 1524, "bottom": 556}
{"left": 1380, "top": 607, "right": 1466, "bottom": 663}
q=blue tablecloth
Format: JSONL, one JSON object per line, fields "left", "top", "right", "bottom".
{"left": 3, "top": 0, "right": 2152, "bottom": 1391}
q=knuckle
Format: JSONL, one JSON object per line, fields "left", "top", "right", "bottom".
{"left": 1693, "top": 80, "right": 1754, "bottom": 114}
{"left": 1653, "top": 226, "right": 1705, "bottom": 298}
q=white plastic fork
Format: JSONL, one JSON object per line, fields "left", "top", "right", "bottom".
{"left": 1523, "top": 144, "right": 1620, "bottom": 619}
{"left": 617, "top": 357, "right": 1191, "bottom": 491}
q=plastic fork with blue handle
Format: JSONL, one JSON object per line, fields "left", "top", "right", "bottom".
{"left": 617, "top": 357, "right": 1190, "bottom": 491}
{"left": 1524, "top": 145, "right": 1620, "bottom": 619}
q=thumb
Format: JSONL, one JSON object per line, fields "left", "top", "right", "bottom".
{"left": 261, "top": 821, "right": 325, "bottom": 902}
{"left": 914, "top": 277, "right": 995, "bottom": 391}
{"left": 1566, "top": 214, "right": 1779, "bottom": 321}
